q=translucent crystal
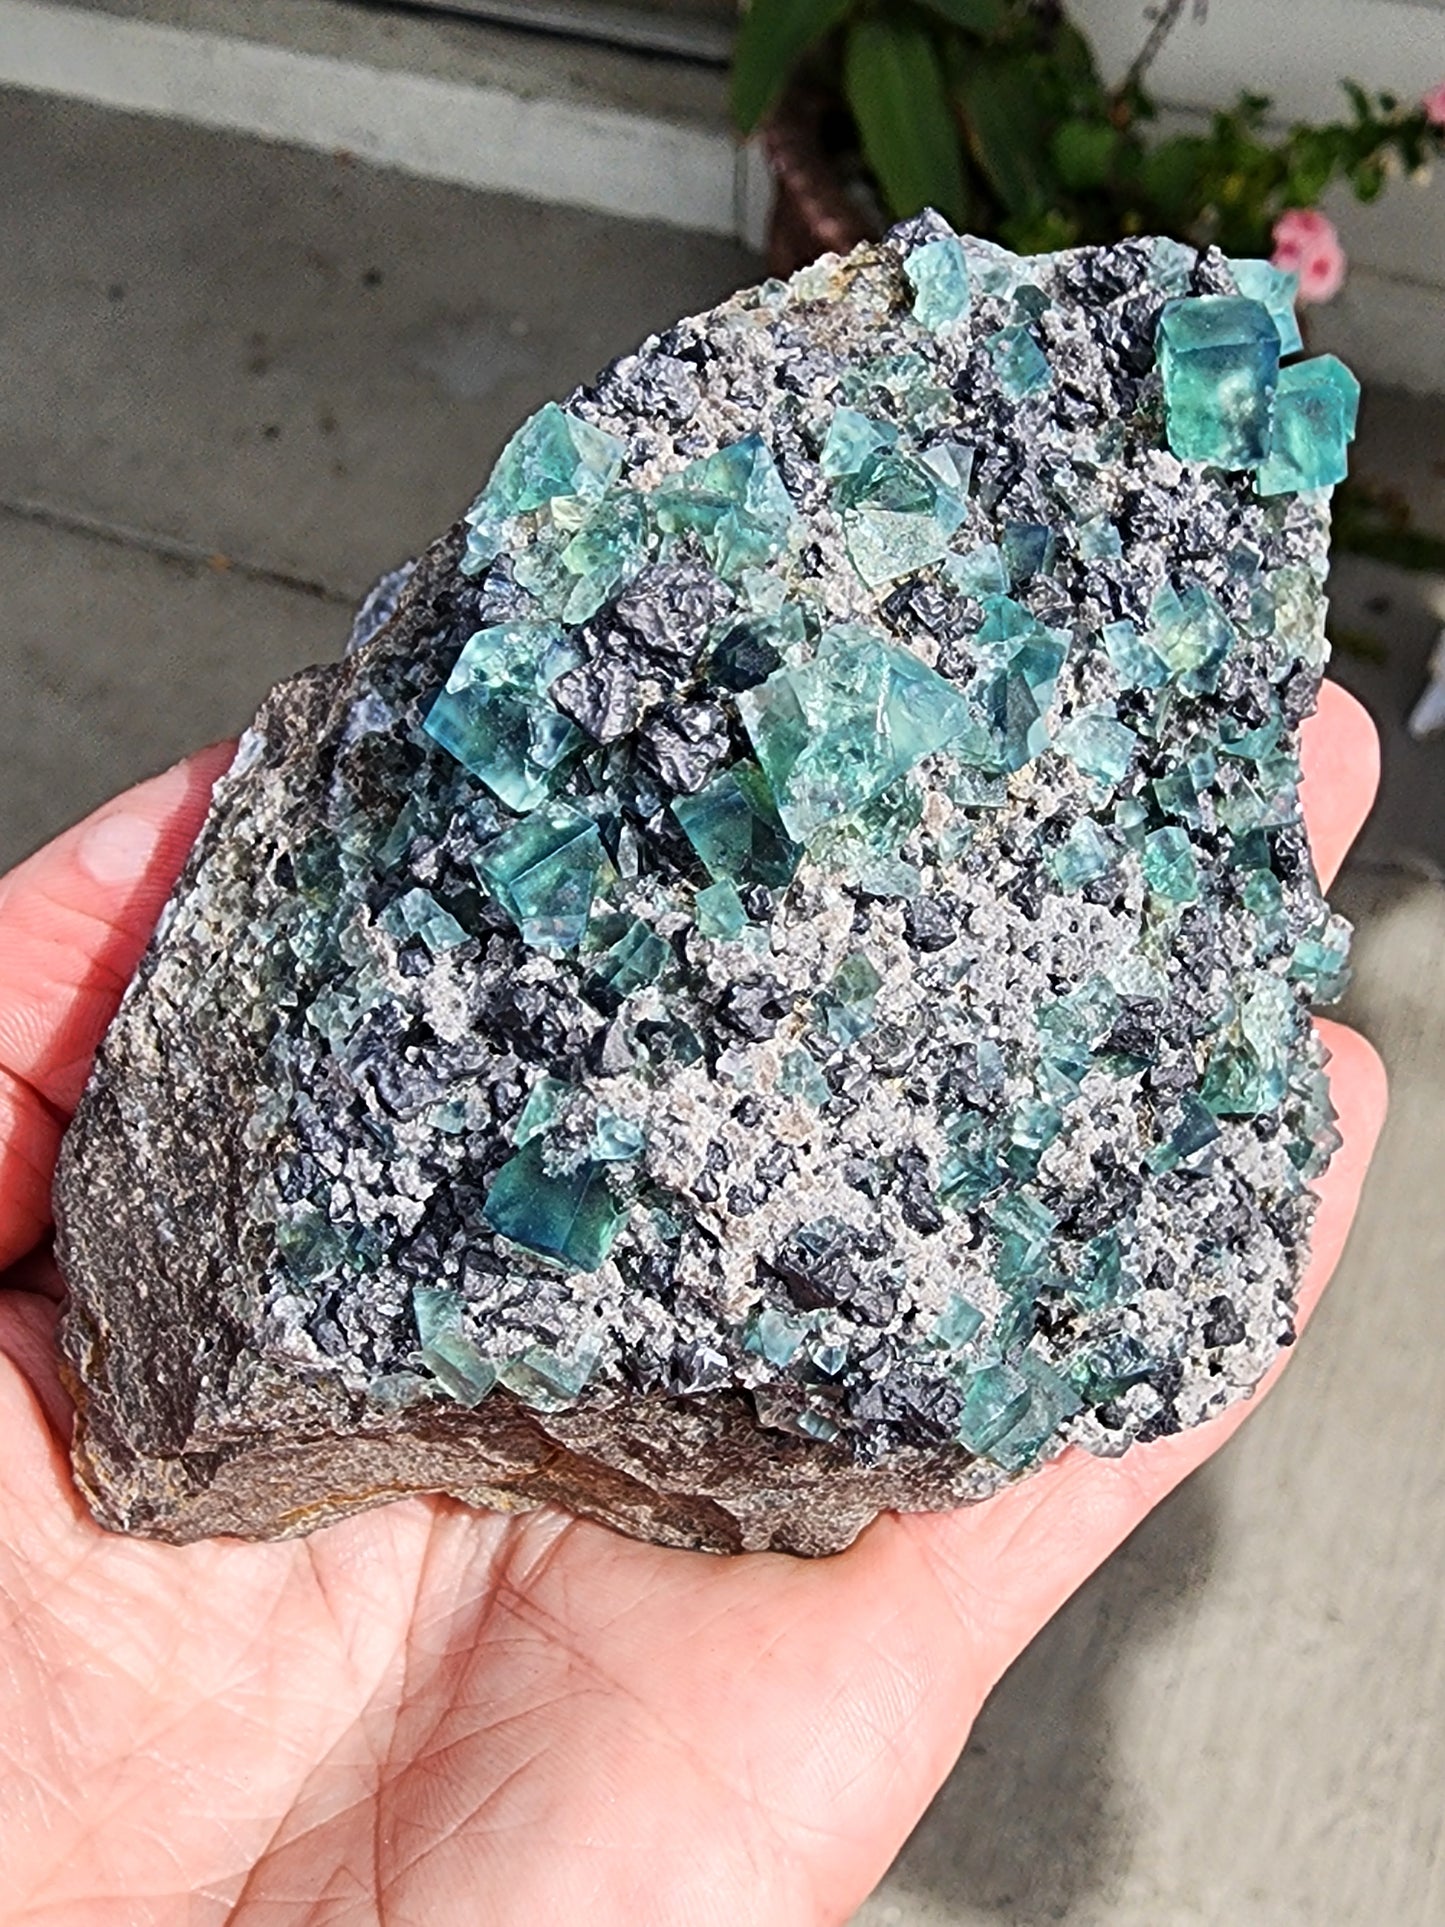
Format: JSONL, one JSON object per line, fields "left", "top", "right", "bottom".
{"left": 946, "top": 542, "right": 1009, "bottom": 598}
{"left": 477, "top": 401, "right": 623, "bottom": 518}
{"left": 1149, "top": 582, "right": 1234, "bottom": 694}
{"left": 592, "top": 1112, "right": 645, "bottom": 1160}
{"left": 1050, "top": 818, "right": 1118, "bottom": 891}
{"left": 1102, "top": 616, "right": 1168, "bottom": 691}
{"left": 462, "top": 401, "right": 624, "bottom": 572}
{"left": 738, "top": 625, "right": 972, "bottom": 843}
{"left": 778, "top": 1048, "right": 830, "bottom": 1107}
{"left": 515, "top": 1074, "right": 570, "bottom": 1145}
{"left": 1067, "top": 1231, "right": 1125, "bottom": 1311}
{"left": 475, "top": 803, "right": 608, "bottom": 951}
{"left": 379, "top": 887, "right": 468, "bottom": 954}
{"left": 694, "top": 878, "right": 747, "bottom": 939}
{"left": 672, "top": 761, "right": 803, "bottom": 889}
{"left": 987, "top": 324, "right": 1051, "bottom": 398}
{"left": 835, "top": 448, "right": 967, "bottom": 587}
{"left": 1002, "top": 521, "right": 1057, "bottom": 581}
{"left": 956, "top": 1361, "right": 1031, "bottom": 1453}
{"left": 816, "top": 951, "right": 882, "bottom": 1045}
{"left": 1229, "top": 258, "right": 1304, "bottom": 355}
{"left": 905, "top": 234, "right": 972, "bottom": 330}
{"left": 931, "top": 1292, "right": 984, "bottom": 1349}
{"left": 1141, "top": 825, "right": 1201, "bottom": 903}
{"left": 987, "top": 1352, "right": 1083, "bottom": 1472}
{"left": 819, "top": 407, "right": 898, "bottom": 478}
{"left": 1157, "top": 296, "right": 1280, "bottom": 468}
{"left": 423, "top": 622, "right": 582, "bottom": 810}
{"left": 1256, "top": 355, "right": 1361, "bottom": 497}
{"left": 652, "top": 434, "right": 796, "bottom": 578}
{"left": 1054, "top": 708, "right": 1138, "bottom": 791}
{"left": 412, "top": 1287, "right": 497, "bottom": 1406}
{"left": 483, "top": 1138, "right": 625, "bottom": 1270}
{"left": 584, "top": 915, "right": 669, "bottom": 1009}
{"left": 497, "top": 1342, "right": 602, "bottom": 1409}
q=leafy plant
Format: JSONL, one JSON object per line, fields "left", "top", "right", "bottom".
{"left": 731, "top": 0, "right": 1445, "bottom": 259}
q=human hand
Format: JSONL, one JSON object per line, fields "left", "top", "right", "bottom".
{"left": 0, "top": 693, "right": 1386, "bottom": 1926}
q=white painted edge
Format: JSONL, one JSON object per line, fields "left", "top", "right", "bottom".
{"left": 0, "top": 0, "right": 748, "bottom": 237}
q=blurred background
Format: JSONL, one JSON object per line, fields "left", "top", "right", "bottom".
{"left": 1, "top": 3, "right": 1441, "bottom": 1921}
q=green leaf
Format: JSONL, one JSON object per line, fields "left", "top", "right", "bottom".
{"left": 915, "top": 0, "right": 1007, "bottom": 34}
{"left": 954, "top": 51, "right": 1058, "bottom": 218}
{"left": 843, "top": 14, "right": 971, "bottom": 226}
{"left": 1139, "top": 136, "right": 1208, "bottom": 229}
{"left": 1052, "top": 118, "right": 1118, "bottom": 192}
{"left": 731, "top": 0, "right": 854, "bottom": 133}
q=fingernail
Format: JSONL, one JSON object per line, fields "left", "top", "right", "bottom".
{"left": 78, "top": 807, "right": 166, "bottom": 888}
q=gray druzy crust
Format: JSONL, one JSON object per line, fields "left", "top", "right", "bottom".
{"left": 54, "top": 220, "right": 1348, "bottom": 1556}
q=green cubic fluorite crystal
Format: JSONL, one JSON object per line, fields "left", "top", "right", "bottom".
{"left": 1157, "top": 295, "right": 1280, "bottom": 468}
{"left": 987, "top": 324, "right": 1051, "bottom": 398}
{"left": 1229, "top": 258, "right": 1304, "bottom": 355}
{"left": 475, "top": 802, "right": 608, "bottom": 950}
{"left": 737, "top": 625, "right": 971, "bottom": 844}
{"left": 694, "top": 877, "right": 747, "bottom": 939}
{"left": 423, "top": 621, "right": 581, "bottom": 810}
{"left": 1256, "top": 355, "right": 1361, "bottom": 496}
{"left": 652, "top": 434, "right": 796, "bottom": 577}
{"left": 672, "top": 761, "right": 802, "bottom": 888}
{"left": 483, "top": 1137, "right": 626, "bottom": 1271}
{"left": 834, "top": 447, "right": 967, "bottom": 587}
{"left": 463, "top": 401, "right": 625, "bottom": 573}
{"left": 905, "top": 234, "right": 971, "bottom": 330}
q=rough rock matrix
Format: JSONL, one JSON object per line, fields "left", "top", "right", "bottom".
{"left": 55, "top": 218, "right": 1355, "bottom": 1556}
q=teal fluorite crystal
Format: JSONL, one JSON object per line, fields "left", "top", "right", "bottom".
{"left": 1229, "top": 258, "right": 1304, "bottom": 355}
{"left": 1257, "top": 355, "right": 1362, "bottom": 496}
{"left": 819, "top": 407, "right": 897, "bottom": 478}
{"left": 738, "top": 625, "right": 971, "bottom": 843}
{"left": 1141, "top": 825, "right": 1202, "bottom": 903}
{"left": 672, "top": 762, "right": 802, "bottom": 888}
{"left": 483, "top": 1137, "right": 626, "bottom": 1270}
{"left": 905, "top": 234, "right": 971, "bottom": 330}
{"left": 379, "top": 887, "right": 468, "bottom": 953}
{"left": 423, "top": 622, "right": 580, "bottom": 810}
{"left": 835, "top": 448, "right": 967, "bottom": 586}
{"left": 475, "top": 803, "right": 608, "bottom": 950}
{"left": 584, "top": 915, "right": 669, "bottom": 1008}
{"left": 652, "top": 434, "right": 796, "bottom": 578}
{"left": 463, "top": 401, "right": 624, "bottom": 573}
{"left": 694, "top": 877, "right": 747, "bottom": 939}
{"left": 988, "top": 324, "right": 1051, "bottom": 397}
{"left": 1157, "top": 296, "right": 1280, "bottom": 467}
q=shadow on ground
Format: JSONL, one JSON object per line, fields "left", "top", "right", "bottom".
{"left": 861, "top": 1471, "right": 1219, "bottom": 1924}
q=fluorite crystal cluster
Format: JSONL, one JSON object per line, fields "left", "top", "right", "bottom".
{"left": 55, "top": 217, "right": 1355, "bottom": 1555}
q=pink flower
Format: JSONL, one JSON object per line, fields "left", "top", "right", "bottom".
{"left": 1271, "top": 208, "right": 1347, "bottom": 304}
{"left": 1424, "top": 80, "right": 1445, "bottom": 127}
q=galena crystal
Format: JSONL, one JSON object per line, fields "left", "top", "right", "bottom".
{"left": 55, "top": 215, "right": 1357, "bottom": 1558}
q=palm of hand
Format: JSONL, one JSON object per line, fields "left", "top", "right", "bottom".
{"left": 0, "top": 699, "right": 1386, "bottom": 1926}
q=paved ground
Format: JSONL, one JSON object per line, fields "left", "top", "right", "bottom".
{"left": 2, "top": 86, "right": 1442, "bottom": 1927}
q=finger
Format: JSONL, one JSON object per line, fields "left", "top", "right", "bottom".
{"left": 0, "top": 745, "right": 233, "bottom": 1270}
{"left": 1300, "top": 681, "right": 1379, "bottom": 889}
{"left": 886, "top": 1017, "right": 1388, "bottom": 1699}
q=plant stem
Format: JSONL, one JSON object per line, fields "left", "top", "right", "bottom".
{"left": 1120, "top": 0, "right": 1207, "bottom": 99}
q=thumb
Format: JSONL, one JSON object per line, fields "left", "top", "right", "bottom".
{"left": 0, "top": 745, "right": 234, "bottom": 1271}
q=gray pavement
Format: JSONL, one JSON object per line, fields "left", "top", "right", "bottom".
{"left": 1, "top": 85, "right": 1442, "bottom": 1927}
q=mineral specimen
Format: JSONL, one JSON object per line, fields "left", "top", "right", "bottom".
{"left": 55, "top": 216, "right": 1355, "bottom": 1558}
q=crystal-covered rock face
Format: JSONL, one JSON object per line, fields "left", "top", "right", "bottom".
{"left": 55, "top": 217, "right": 1355, "bottom": 1557}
